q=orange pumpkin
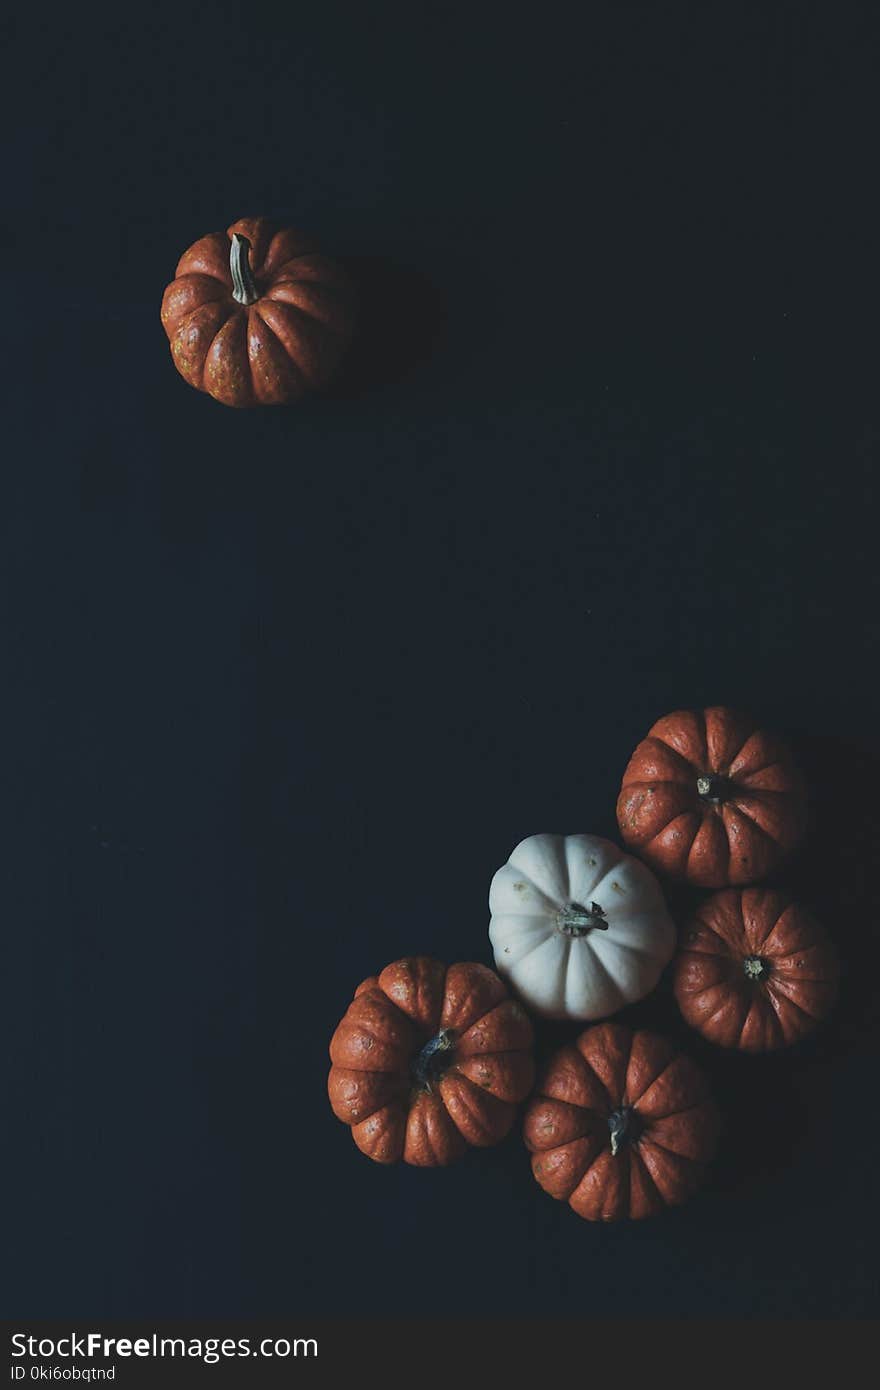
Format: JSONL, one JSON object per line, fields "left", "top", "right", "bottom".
{"left": 673, "top": 888, "right": 839, "bottom": 1050}
{"left": 328, "top": 957, "right": 535, "bottom": 1166}
{"left": 160, "top": 217, "right": 355, "bottom": 406}
{"left": 524, "top": 1022, "right": 719, "bottom": 1220}
{"left": 617, "top": 706, "right": 807, "bottom": 886}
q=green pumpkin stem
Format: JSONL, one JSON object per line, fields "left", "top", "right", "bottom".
{"left": 697, "top": 774, "right": 729, "bottom": 803}
{"left": 743, "top": 955, "right": 769, "bottom": 981}
{"left": 608, "top": 1106, "right": 640, "bottom": 1156}
{"left": 558, "top": 901, "right": 610, "bottom": 937}
{"left": 412, "top": 1030, "right": 456, "bottom": 1092}
{"left": 230, "top": 233, "right": 260, "bottom": 306}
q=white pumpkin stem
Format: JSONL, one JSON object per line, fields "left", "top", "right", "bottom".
{"left": 230, "top": 233, "right": 260, "bottom": 305}
{"left": 558, "top": 900, "right": 609, "bottom": 937}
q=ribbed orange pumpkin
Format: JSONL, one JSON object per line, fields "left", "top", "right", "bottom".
{"left": 160, "top": 217, "right": 355, "bottom": 406}
{"left": 617, "top": 706, "right": 807, "bottom": 886}
{"left": 673, "top": 888, "right": 839, "bottom": 1050}
{"left": 328, "top": 957, "right": 535, "bottom": 1166}
{"left": 524, "top": 1022, "right": 719, "bottom": 1220}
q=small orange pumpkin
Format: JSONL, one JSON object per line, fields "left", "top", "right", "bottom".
{"left": 617, "top": 706, "right": 807, "bottom": 886}
{"left": 328, "top": 957, "right": 535, "bottom": 1166}
{"left": 524, "top": 1022, "right": 719, "bottom": 1220}
{"left": 673, "top": 888, "right": 839, "bottom": 1050}
{"left": 160, "top": 217, "right": 355, "bottom": 406}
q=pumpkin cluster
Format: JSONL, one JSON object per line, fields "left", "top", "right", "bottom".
{"left": 329, "top": 707, "right": 839, "bottom": 1222}
{"left": 158, "top": 237, "right": 840, "bottom": 1217}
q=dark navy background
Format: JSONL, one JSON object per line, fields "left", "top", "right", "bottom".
{"left": 5, "top": 4, "right": 878, "bottom": 1317}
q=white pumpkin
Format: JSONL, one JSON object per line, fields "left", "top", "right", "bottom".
{"left": 488, "top": 833, "right": 675, "bottom": 1021}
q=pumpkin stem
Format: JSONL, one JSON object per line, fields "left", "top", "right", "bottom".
{"left": 230, "top": 233, "right": 260, "bottom": 306}
{"left": 557, "top": 901, "right": 610, "bottom": 937}
{"left": 743, "top": 954, "right": 769, "bottom": 981}
{"left": 411, "top": 1029, "right": 456, "bottom": 1092}
{"left": 697, "top": 773, "right": 729, "bottom": 803}
{"left": 608, "top": 1106, "right": 641, "bottom": 1156}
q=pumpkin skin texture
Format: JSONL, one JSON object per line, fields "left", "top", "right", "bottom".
{"left": 525, "top": 1022, "right": 719, "bottom": 1221}
{"left": 160, "top": 217, "right": 355, "bottom": 407}
{"left": 673, "top": 888, "right": 838, "bottom": 1051}
{"left": 328, "top": 958, "right": 535, "bottom": 1166}
{"left": 489, "top": 833, "right": 675, "bottom": 1020}
{"left": 616, "top": 706, "right": 807, "bottom": 887}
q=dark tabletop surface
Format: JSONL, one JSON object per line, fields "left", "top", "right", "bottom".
{"left": 5, "top": 4, "right": 879, "bottom": 1318}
